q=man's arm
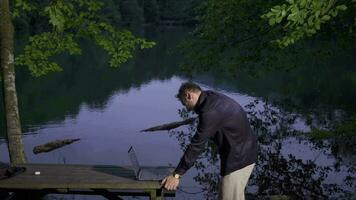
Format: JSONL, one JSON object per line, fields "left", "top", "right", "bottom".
{"left": 175, "top": 112, "right": 219, "bottom": 175}
{"left": 162, "top": 112, "right": 219, "bottom": 190}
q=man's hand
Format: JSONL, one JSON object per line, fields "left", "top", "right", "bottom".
{"left": 161, "top": 175, "right": 180, "bottom": 191}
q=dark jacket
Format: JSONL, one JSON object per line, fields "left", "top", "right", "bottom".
{"left": 175, "top": 90, "right": 258, "bottom": 176}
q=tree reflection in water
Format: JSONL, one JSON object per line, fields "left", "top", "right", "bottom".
{"left": 169, "top": 99, "right": 356, "bottom": 199}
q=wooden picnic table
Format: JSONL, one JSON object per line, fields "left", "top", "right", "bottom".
{"left": 0, "top": 163, "right": 175, "bottom": 200}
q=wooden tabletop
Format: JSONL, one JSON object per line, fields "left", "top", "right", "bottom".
{"left": 0, "top": 163, "right": 168, "bottom": 190}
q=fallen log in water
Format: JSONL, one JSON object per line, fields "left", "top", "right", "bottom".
{"left": 141, "top": 117, "right": 197, "bottom": 132}
{"left": 33, "top": 138, "right": 80, "bottom": 154}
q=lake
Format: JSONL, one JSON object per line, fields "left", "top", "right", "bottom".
{"left": 0, "top": 26, "right": 356, "bottom": 199}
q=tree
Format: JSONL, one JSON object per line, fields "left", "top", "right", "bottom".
{"left": 262, "top": 0, "right": 356, "bottom": 47}
{"left": 0, "top": 0, "right": 155, "bottom": 164}
{"left": 0, "top": 0, "right": 26, "bottom": 164}
{"left": 179, "top": 0, "right": 277, "bottom": 75}
{"left": 119, "top": 0, "right": 144, "bottom": 26}
{"left": 179, "top": 0, "right": 355, "bottom": 75}
{"left": 143, "top": 0, "right": 159, "bottom": 24}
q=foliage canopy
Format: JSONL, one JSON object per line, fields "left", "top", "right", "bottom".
{"left": 13, "top": 0, "right": 155, "bottom": 76}
{"left": 180, "top": 0, "right": 356, "bottom": 75}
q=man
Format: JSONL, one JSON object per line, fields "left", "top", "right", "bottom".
{"left": 161, "top": 82, "right": 258, "bottom": 200}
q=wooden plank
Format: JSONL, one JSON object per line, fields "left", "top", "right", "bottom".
{"left": 38, "top": 188, "right": 175, "bottom": 197}
{"left": 0, "top": 164, "right": 165, "bottom": 190}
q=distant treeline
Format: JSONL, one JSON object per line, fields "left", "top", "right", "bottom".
{"left": 118, "top": 0, "right": 198, "bottom": 26}
{"left": 14, "top": 0, "right": 198, "bottom": 33}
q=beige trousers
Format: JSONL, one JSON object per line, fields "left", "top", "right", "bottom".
{"left": 218, "top": 163, "right": 255, "bottom": 200}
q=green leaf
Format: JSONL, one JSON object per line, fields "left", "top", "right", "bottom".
{"left": 336, "top": 5, "right": 347, "bottom": 11}
{"left": 315, "top": 10, "right": 320, "bottom": 18}
{"left": 276, "top": 16, "right": 283, "bottom": 23}
{"left": 307, "top": 16, "right": 314, "bottom": 26}
{"left": 315, "top": 20, "right": 321, "bottom": 30}
{"left": 321, "top": 15, "right": 330, "bottom": 21}
{"left": 331, "top": 10, "right": 338, "bottom": 17}
{"left": 287, "top": 13, "right": 298, "bottom": 22}
{"left": 281, "top": 10, "right": 286, "bottom": 17}
{"left": 271, "top": 7, "right": 280, "bottom": 13}
{"left": 268, "top": 18, "right": 276, "bottom": 26}
{"left": 300, "top": 0, "right": 307, "bottom": 8}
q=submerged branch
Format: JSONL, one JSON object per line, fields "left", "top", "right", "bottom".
{"left": 141, "top": 117, "right": 197, "bottom": 132}
{"left": 33, "top": 138, "right": 80, "bottom": 154}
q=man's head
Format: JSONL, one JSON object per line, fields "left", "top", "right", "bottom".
{"left": 176, "top": 82, "right": 202, "bottom": 111}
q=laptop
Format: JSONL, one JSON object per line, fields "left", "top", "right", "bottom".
{"left": 128, "top": 146, "right": 174, "bottom": 181}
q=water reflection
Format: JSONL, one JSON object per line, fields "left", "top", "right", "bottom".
{"left": 0, "top": 27, "right": 190, "bottom": 135}
{"left": 192, "top": 38, "right": 356, "bottom": 118}
{"left": 169, "top": 99, "right": 356, "bottom": 199}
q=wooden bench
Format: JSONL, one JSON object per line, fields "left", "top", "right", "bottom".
{"left": 0, "top": 163, "right": 175, "bottom": 200}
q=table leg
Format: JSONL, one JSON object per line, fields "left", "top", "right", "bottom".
{"left": 149, "top": 189, "right": 163, "bottom": 200}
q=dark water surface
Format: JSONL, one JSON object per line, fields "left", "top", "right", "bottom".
{"left": 0, "top": 26, "right": 355, "bottom": 199}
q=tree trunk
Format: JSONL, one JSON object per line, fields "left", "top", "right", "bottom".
{"left": 0, "top": 0, "right": 26, "bottom": 164}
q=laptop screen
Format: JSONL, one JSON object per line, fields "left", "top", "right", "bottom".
{"left": 128, "top": 146, "right": 141, "bottom": 179}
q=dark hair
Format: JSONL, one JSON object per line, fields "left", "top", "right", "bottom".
{"left": 176, "top": 82, "right": 202, "bottom": 101}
